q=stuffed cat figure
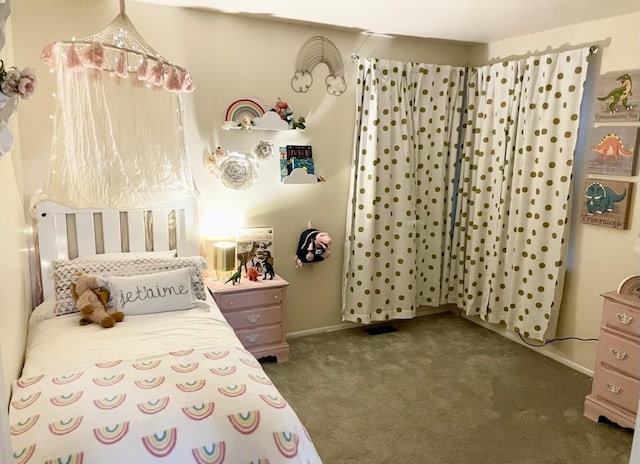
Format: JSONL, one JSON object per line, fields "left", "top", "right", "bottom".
{"left": 71, "top": 272, "right": 124, "bottom": 328}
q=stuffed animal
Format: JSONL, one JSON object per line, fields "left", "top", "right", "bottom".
{"left": 71, "top": 273, "right": 124, "bottom": 328}
{"left": 295, "top": 222, "right": 332, "bottom": 268}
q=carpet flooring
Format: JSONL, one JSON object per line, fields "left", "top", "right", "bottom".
{"left": 262, "top": 312, "right": 634, "bottom": 464}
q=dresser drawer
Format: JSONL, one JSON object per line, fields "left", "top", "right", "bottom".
{"left": 223, "top": 306, "right": 283, "bottom": 331}
{"left": 218, "top": 288, "right": 283, "bottom": 311}
{"left": 235, "top": 325, "right": 283, "bottom": 349}
{"left": 602, "top": 299, "right": 640, "bottom": 338}
{"left": 598, "top": 331, "right": 640, "bottom": 379}
{"left": 594, "top": 367, "right": 640, "bottom": 414}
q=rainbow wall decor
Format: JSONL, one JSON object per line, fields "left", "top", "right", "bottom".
{"left": 224, "top": 98, "right": 266, "bottom": 122}
{"left": 291, "top": 36, "right": 346, "bottom": 96}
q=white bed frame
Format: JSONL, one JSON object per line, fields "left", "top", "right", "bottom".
{"left": 35, "top": 197, "right": 201, "bottom": 300}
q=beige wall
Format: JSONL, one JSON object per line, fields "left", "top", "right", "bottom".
{"left": 470, "top": 13, "right": 640, "bottom": 371}
{"left": 0, "top": 16, "right": 31, "bottom": 407}
{"left": 9, "top": 1, "right": 638, "bottom": 374}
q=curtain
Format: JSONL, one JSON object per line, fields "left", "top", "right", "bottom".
{"left": 447, "top": 49, "right": 590, "bottom": 340}
{"left": 344, "top": 49, "right": 590, "bottom": 340}
{"left": 342, "top": 58, "right": 466, "bottom": 323}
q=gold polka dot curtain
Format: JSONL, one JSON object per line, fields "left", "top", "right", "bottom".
{"left": 342, "top": 58, "right": 466, "bottom": 324}
{"left": 343, "top": 49, "right": 590, "bottom": 341}
{"left": 446, "top": 49, "right": 590, "bottom": 341}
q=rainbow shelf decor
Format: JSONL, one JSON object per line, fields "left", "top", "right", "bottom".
{"left": 224, "top": 98, "right": 266, "bottom": 124}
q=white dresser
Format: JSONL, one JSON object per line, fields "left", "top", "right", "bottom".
{"left": 584, "top": 291, "right": 639, "bottom": 429}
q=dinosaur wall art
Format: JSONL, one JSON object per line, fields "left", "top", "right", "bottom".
{"left": 594, "top": 69, "right": 640, "bottom": 122}
{"left": 586, "top": 126, "right": 639, "bottom": 176}
{"left": 580, "top": 179, "right": 633, "bottom": 230}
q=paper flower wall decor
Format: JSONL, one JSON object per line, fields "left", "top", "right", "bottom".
{"left": 254, "top": 140, "right": 274, "bottom": 161}
{"left": 0, "top": 60, "right": 37, "bottom": 100}
{"left": 208, "top": 150, "right": 259, "bottom": 190}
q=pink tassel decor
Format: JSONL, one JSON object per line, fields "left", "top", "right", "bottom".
{"left": 83, "top": 43, "right": 106, "bottom": 69}
{"left": 148, "top": 60, "right": 165, "bottom": 87}
{"left": 40, "top": 42, "right": 56, "bottom": 69}
{"left": 179, "top": 70, "right": 195, "bottom": 92}
{"left": 65, "top": 44, "right": 84, "bottom": 70}
{"left": 136, "top": 57, "right": 149, "bottom": 82}
{"left": 114, "top": 51, "right": 129, "bottom": 78}
{"left": 164, "top": 66, "right": 182, "bottom": 92}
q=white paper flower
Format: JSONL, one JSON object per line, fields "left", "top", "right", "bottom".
{"left": 216, "top": 151, "right": 259, "bottom": 190}
{"left": 254, "top": 140, "right": 274, "bottom": 161}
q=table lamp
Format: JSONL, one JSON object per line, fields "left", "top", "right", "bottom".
{"left": 212, "top": 240, "right": 236, "bottom": 282}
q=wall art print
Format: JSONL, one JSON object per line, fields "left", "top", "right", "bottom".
{"left": 593, "top": 69, "right": 640, "bottom": 122}
{"left": 579, "top": 179, "right": 633, "bottom": 230}
{"left": 586, "top": 126, "right": 639, "bottom": 176}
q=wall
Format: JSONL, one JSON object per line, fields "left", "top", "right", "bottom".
{"left": 469, "top": 13, "right": 640, "bottom": 372}
{"left": 10, "top": 1, "right": 470, "bottom": 333}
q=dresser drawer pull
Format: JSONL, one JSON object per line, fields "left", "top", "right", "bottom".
{"left": 609, "top": 348, "right": 629, "bottom": 361}
{"left": 247, "top": 315, "right": 261, "bottom": 324}
{"left": 273, "top": 294, "right": 279, "bottom": 301}
{"left": 605, "top": 382, "right": 623, "bottom": 394}
{"left": 228, "top": 300, "right": 235, "bottom": 307}
{"left": 615, "top": 313, "right": 634, "bottom": 325}
{"left": 246, "top": 334, "right": 260, "bottom": 343}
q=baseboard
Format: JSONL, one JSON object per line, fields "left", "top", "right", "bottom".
{"left": 459, "top": 314, "right": 594, "bottom": 377}
{"left": 286, "top": 308, "right": 594, "bottom": 378}
{"left": 286, "top": 307, "right": 449, "bottom": 338}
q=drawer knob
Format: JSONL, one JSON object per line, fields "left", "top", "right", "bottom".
{"left": 610, "top": 348, "right": 629, "bottom": 361}
{"left": 228, "top": 300, "right": 235, "bottom": 307}
{"left": 605, "top": 382, "right": 623, "bottom": 394}
{"left": 273, "top": 294, "right": 279, "bottom": 300}
{"left": 247, "top": 315, "right": 260, "bottom": 324}
{"left": 615, "top": 313, "right": 634, "bottom": 325}
{"left": 246, "top": 334, "right": 260, "bottom": 343}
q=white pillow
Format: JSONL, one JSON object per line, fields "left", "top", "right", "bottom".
{"left": 108, "top": 268, "right": 196, "bottom": 315}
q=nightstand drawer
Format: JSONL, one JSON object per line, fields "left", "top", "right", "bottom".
{"left": 224, "top": 306, "right": 283, "bottom": 331}
{"left": 594, "top": 367, "right": 640, "bottom": 414}
{"left": 602, "top": 299, "right": 640, "bottom": 339}
{"left": 218, "top": 288, "right": 283, "bottom": 311}
{"left": 598, "top": 331, "right": 640, "bottom": 379}
{"left": 235, "top": 325, "right": 283, "bottom": 348}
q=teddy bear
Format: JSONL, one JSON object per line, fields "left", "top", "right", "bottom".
{"left": 295, "top": 222, "right": 332, "bottom": 268}
{"left": 71, "top": 272, "right": 124, "bottom": 328}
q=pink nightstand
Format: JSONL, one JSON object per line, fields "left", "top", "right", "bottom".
{"left": 205, "top": 275, "right": 290, "bottom": 362}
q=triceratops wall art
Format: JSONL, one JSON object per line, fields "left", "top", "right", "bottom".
{"left": 580, "top": 179, "right": 633, "bottom": 229}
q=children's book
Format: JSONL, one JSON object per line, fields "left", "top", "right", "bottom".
{"left": 291, "top": 157, "right": 315, "bottom": 174}
{"left": 236, "top": 227, "right": 275, "bottom": 277}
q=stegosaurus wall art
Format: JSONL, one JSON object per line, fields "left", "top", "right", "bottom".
{"left": 594, "top": 69, "right": 640, "bottom": 122}
{"left": 586, "top": 126, "right": 639, "bottom": 176}
{"left": 579, "top": 179, "right": 633, "bottom": 230}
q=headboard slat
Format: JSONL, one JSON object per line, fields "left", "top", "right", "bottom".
{"left": 152, "top": 210, "right": 170, "bottom": 251}
{"left": 127, "top": 211, "right": 146, "bottom": 252}
{"left": 102, "top": 211, "right": 122, "bottom": 253}
{"left": 75, "top": 212, "right": 97, "bottom": 257}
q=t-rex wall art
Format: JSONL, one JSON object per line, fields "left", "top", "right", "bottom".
{"left": 580, "top": 179, "right": 633, "bottom": 229}
{"left": 594, "top": 69, "right": 640, "bottom": 122}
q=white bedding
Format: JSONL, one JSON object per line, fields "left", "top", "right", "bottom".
{"left": 11, "top": 298, "right": 322, "bottom": 463}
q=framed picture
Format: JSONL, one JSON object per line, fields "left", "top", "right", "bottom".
{"left": 593, "top": 69, "right": 640, "bottom": 123}
{"left": 579, "top": 179, "right": 633, "bottom": 229}
{"left": 586, "top": 126, "right": 639, "bottom": 176}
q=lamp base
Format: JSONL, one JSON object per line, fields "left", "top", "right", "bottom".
{"left": 215, "top": 269, "right": 235, "bottom": 283}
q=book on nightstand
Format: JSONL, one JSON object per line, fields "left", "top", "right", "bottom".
{"left": 236, "top": 227, "right": 275, "bottom": 276}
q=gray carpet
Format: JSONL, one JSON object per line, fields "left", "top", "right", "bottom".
{"left": 262, "top": 312, "right": 633, "bottom": 464}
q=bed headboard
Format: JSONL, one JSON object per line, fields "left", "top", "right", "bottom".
{"left": 35, "top": 196, "right": 201, "bottom": 301}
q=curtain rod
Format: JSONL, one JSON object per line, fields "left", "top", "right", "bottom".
{"left": 351, "top": 43, "right": 600, "bottom": 63}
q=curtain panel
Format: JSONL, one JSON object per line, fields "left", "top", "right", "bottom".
{"left": 344, "top": 49, "right": 591, "bottom": 341}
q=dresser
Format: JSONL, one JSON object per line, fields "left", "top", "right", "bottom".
{"left": 584, "top": 291, "right": 639, "bottom": 429}
{"left": 205, "top": 275, "right": 290, "bottom": 362}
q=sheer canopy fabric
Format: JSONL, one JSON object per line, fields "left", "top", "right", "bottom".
{"left": 33, "top": 42, "right": 197, "bottom": 211}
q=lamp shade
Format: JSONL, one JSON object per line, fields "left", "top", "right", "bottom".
{"left": 213, "top": 241, "right": 236, "bottom": 272}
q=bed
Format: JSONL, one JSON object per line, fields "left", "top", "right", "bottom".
{"left": 8, "top": 198, "right": 322, "bottom": 463}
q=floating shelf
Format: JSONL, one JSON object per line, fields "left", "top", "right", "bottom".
{"left": 222, "top": 111, "right": 305, "bottom": 131}
{"left": 281, "top": 168, "right": 326, "bottom": 184}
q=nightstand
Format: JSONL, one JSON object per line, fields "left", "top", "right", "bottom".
{"left": 205, "top": 275, "right": 290, "bottom": 362}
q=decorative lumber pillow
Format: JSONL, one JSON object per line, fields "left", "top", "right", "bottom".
{"left": 108, "top": 268, "right": 196, "bottom": 315}
{"left": 52, "top": 256, "right": 207, "bottom": 316}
